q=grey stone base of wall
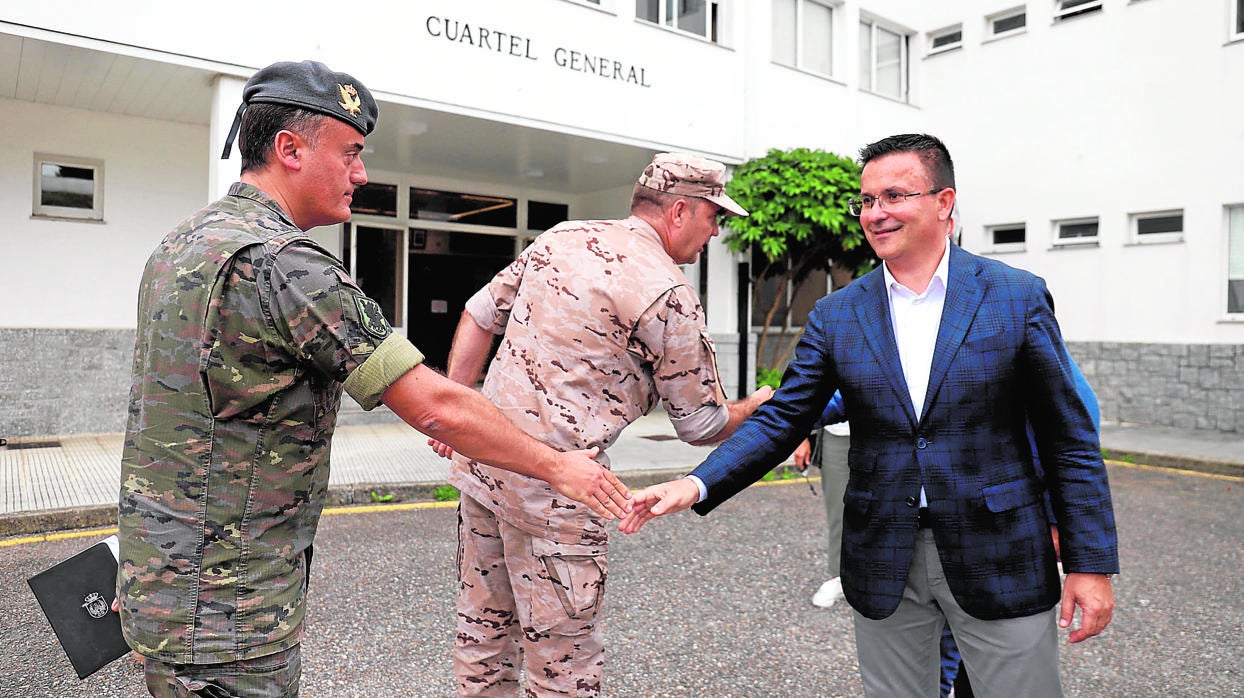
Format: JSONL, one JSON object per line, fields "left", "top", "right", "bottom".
{"left": 1067, "top": 341, "right": 1243, "bottom": 433}
{"left": 0, "top": 328, "right": 134, "bottom": 439}
{"left": 2, "top": 329, "right": 1237, "bottom": 438}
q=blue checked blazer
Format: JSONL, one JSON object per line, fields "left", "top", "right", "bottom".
{"left": 690, "top": 244, "right": 1119, "bottom": 620}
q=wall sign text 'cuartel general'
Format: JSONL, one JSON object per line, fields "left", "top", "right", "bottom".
{"left": 424, "top": 16, "right": 652, "bottom": 87}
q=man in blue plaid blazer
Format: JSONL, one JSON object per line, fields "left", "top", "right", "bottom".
{"left": 621, "top": 134, "right": 1118, "bottom": 696}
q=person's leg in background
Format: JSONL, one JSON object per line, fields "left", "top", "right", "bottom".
{"left": 953, "top": 652, "right": 975, "bottom": 698}
{"left": 939, "top": 626, "right": 975, "bottom": 697}
{"left": 812, "top": 424, "right": 850, "bottom": 608}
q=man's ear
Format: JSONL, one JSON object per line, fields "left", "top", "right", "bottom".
{"left": 273, "top": 130, "right": 302, "bottom": 171}
{"left": 668, "top": 198, "right": 690, "bottom": 228}
{"left": 937, "top": 188, "right": 956, "bottom": 222}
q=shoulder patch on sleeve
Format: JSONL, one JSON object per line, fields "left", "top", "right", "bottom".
{"left": 354, "top": 296, "right": 391, "bottom": 339}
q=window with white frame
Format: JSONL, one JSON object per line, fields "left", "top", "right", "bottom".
{"left": 1228, "top": 205, "right": 1244, "bottom": 314}
{"left": 988, "top": 223, "right": 1027, "bottom": 252}
{"left": 1234, "top": 0, "right": 1244, "bottom": 40}
{"left": 987, "top": 7, "right": 1027, "bottom": 38}
{"left": 928, "top": 24, "right": 963, "bottom": 54}
{"left": 350, "top": 182, "right": 399, "bottom": 218}
{"left": 637, "top": 0, "right": 721, "bottom": 42}
{"left": 772, "top": 0, "right": 835, "bottom": 77}
{"left": 859, "top": 17, "right": 909, "bottom": 101}
{"left": 33, "top": 153, "right": 104, "bottom": 221}
{"left": 1054, "top": 0, "right": 1102, "bottom": 22}
{"left": 1131, "top": 210, "right": 1184, "bottom": 244}
{"left": 1055, "top": 217, "right": 1099, "bottom": 245}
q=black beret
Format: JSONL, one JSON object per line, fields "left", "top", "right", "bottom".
{"left": 221, "top": 60, "right": 379, "bottom": 159}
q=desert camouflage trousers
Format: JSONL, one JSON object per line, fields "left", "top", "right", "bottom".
{"left": 143, "top": 644, "right": 301, "bottom": 697}
{"left": 456, "top": 494, "right": 608, "bottom": 697}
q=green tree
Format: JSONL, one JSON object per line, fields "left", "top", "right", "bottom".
{"left": 722, "top": 148, "right": 878, "bottom": 379}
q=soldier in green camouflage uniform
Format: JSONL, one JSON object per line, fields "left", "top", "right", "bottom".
{"left": 117, "top": 60, "right": 631, "bottom": 698}
{"left": 439, "top": 154, "right": 773, "bottom": 697}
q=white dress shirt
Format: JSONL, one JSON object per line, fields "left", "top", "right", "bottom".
{"left": 882, "top": 238, "right": 951, "bottom": 506}
{"left": 689, "top": 239, "right": 954, "bottom": 505}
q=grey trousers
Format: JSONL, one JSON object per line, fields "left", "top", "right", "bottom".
{"left": 815, "top": 429, "right": 850, "bottom": 578}
{"left": 852, "top": 529, "right": 1063, "bottom": 697}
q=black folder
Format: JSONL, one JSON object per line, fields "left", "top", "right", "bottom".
{"left": 27, "top": 536, "right": 130, "bottom": 679}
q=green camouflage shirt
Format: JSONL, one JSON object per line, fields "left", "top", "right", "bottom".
{"left": 117, "top": 182, "right": 422, "bottom": 664}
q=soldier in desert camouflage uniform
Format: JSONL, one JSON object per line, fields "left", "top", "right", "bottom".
{"left": 117, "top": 60, "right": 631, "bottom": 698}
{"left": 437, "top": 153, "right": 773, "bottom": 697}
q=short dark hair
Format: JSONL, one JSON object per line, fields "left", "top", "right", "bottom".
{"left": 630, "top": 182, "right": 681, "bottom": 214}
{"left": 238, "top": 104, "right": 325, "bottom": 173}
{"left": 629, "top": 185, "right": 718, "bottom": 219}
{"left": 859, "top": 133, "right": 956, "bottom": 191}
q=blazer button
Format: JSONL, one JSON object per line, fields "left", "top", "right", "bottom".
{"left": 905, "top": 496, "right": 918, "bottom": 507}
{"left": 916, "top": 437, "right": 928, "bottom": 449}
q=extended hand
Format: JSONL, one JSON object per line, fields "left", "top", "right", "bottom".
{"left": 427, "top": 438, "right": 454, "bottom": 459}
{"left": 547, "top": 448, "right": 632, "bottom": 520}
{"left": 750, "top": 384, "right": 776, "bottom": 405}
{"left": 792, "top": 438, "right": 813, "bottom": 472}
{"left": 1060, "top": 572, "right": 1114, "bottom": 643}
{"left": 618, "top": 477, "right": 700, "bottom": 534}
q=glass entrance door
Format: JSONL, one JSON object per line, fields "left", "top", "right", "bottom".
{"left": 407, "top": 230, "right": 516, "bottom": 371}
{"left": 347, "top": 223, "right": 406, "bottom": 331}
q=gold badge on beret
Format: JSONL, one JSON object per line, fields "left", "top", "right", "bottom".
{"left": 338, "top": 84, "right": 362, "bottom": 116}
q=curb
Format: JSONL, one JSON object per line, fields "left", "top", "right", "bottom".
{"left": 4, "top": 455, "right": 1239, "bottom": 539}
{"left": 0, "top": 505, "right": 118, "bottom": 538}
{"left": 0, "top": 470, "right": 694, "bottom": 539}
{"left": 1103, "top": 450, "right": 1244, "bottom": 479}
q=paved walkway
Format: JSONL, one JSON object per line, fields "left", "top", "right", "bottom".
{"left": 1, "top": 410, "right": 1240, "bottom": 535}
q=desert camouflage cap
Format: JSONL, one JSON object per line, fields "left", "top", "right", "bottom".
{"left": 636, "top": 152, "right": 748, "bottom": 217}
{"left": 221, "top": 60, "right": 379, "bottom": 159}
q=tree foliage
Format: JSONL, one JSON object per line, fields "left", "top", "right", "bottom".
{"left": 722, "top": 147, "right": 878, "bottom": 370}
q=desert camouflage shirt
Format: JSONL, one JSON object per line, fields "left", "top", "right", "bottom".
{"left": 117, "top": 182, "right": 423, "bottom": 664}
{"left": 448, "top": 216, "right": 727, "bottom": 545}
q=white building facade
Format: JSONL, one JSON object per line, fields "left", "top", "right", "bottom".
{"left": 1, "top": 0, "right": 1241, "bottom": 438}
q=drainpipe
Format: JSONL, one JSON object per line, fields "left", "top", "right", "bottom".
{"left": 737, "top": 260, "right": 750, "bottom": 397}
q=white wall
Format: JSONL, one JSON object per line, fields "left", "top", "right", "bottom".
{"left": 575, "top": 183, "right": 634, "bottom": 222}
{"left": 738, "top": 0, "right": 928, "bottom": 159}
{"left": 919, "top": 0, "right": 1244, "bottom": 343}
{"left": 5, "top": 0, "right": 1242, "bottom": 345}
{"left": 5, "top": 0, "right": 747, "bottom": 161}
{"left": 0, "top": 98, "right": 207, "bottom": 328}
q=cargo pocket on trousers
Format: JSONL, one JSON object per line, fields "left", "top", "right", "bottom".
{"left": 529, "top": 538, "right": 607, "bottom": 635}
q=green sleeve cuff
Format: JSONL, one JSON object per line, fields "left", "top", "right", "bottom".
{"left": 344, "top": 334, "right": 425, "bottom": 410}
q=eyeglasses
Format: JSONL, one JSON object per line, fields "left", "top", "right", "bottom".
{"left": 847, "top": 189, "right": 944, "bottom": 216}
